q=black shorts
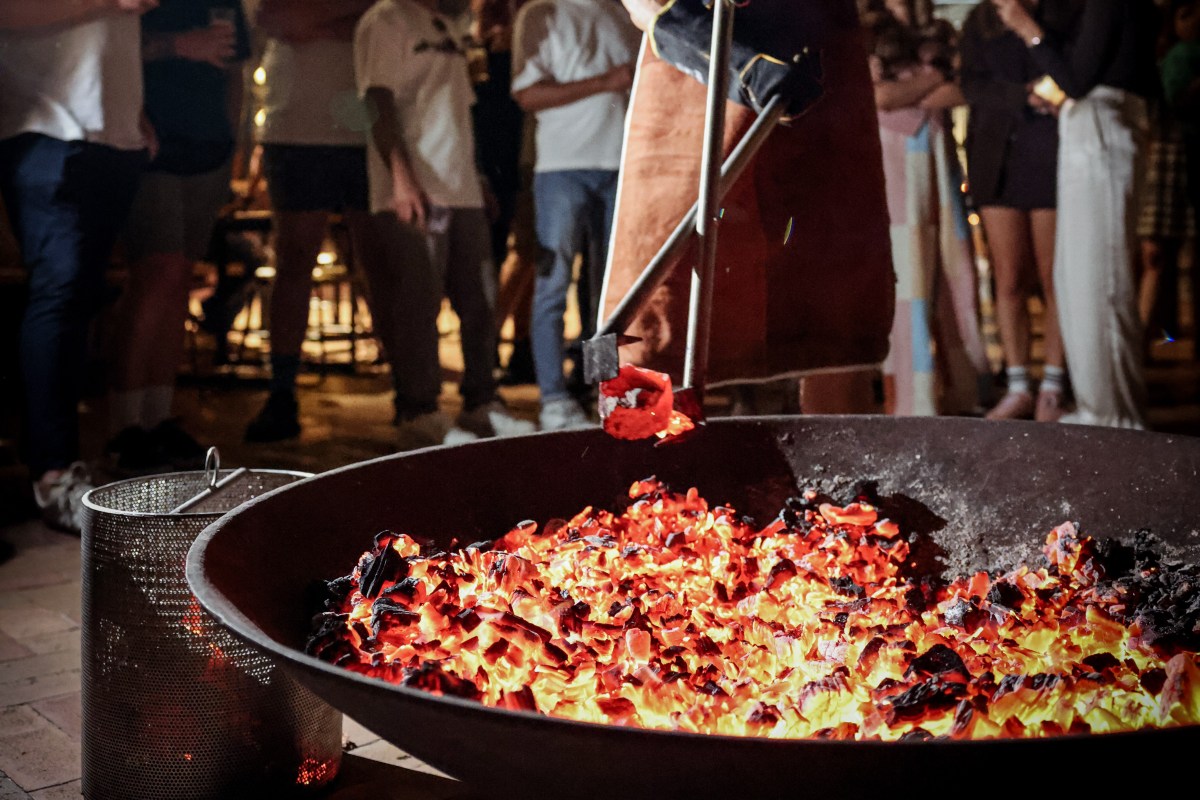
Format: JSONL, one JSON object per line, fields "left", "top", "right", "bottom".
{"left": 261, "top": 144, "right": 368, "bottom": 213}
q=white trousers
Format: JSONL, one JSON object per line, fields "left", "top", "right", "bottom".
{"left": 1055, "top": 86, "right": 1149, "bottom": 429}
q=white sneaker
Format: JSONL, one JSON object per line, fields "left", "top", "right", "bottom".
{"left": 32, "top": 461, "right": 93, "bottom": 534}
{"left": 395, "top": 411, "right": 458, "bottom": 451}
{"left": 539, "top": 397, "right": 594, "bottom": 432}
{"left": 457, "top": 400, "right": 537, "bottom": 439}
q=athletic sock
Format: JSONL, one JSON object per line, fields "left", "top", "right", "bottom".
{"left": 1005, "top": 366, "right": 1031, "bottom": 396}
{"left": 1040, "top": 364, "right": 1066, "bottom": 395}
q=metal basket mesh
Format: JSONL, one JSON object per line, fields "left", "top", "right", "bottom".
{"left": 80, "top": 470, "right": 343, "bottom": 800}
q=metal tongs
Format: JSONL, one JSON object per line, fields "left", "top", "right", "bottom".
{"left": 582, "top": 0, "right": 789, "bottom": 420}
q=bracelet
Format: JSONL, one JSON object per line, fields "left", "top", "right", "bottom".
{"left": 1026, "top": 34, "right": 1042, "bottom": 47}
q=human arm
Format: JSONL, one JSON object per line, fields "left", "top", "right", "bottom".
{"left": 0, "top": 0, "right": 156, "bottom": 30}
{"left": 873, "top": 64, "right": 946, "bottom": 112}
{"left": 509, "top": 2, "right": 633, "bottom": 112}
{"left": 992, "top": 0, "right": 1122, "bottom": 99}
{"left": 919, "top": 81, "right": 966, "bottom": 110}
{"left": 256, "top": 0, "right": 376, "bottom": 43}
{"left": 512, "top": 66, "right": 634, "bottom": 112}
{"left": 364, "top": 86, "right": 428, "bottom": 228}
{"left": 957, "top": 8, "right": 1031, "bottom": 113}
{"left": 142, "top": 24, "right": 235, "bottom": 66}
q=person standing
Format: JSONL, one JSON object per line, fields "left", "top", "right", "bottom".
{"left": 510, "top": 0, "right": 640, "bottom": 431}
{"left": 993, "top": 0, "right": 1160, "bottom": 428}
{"left": 868, "top": 0, "right": 994, "bottom": 417}
{"left": 602, "top": 0, "right": 894, "bottom": 415}
{"left": 355, "top": 0, "right": 536, "bottom": 448}
{"left": 0, "top": 0, "right": 155, "bottom": 530}
{"left": 242, "top": 0, "right": 379, "bottom": 443}
{"left": 105, "top": 0, "right": 252, "bottom": 473}
{"left": 959, "top": 0, "right": 1075, "bottom": 422}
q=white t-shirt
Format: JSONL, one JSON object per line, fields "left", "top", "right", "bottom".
{"left": 354, "top": 0, "right": 483, "bottom": 212}
{"left": 0, "top": 14, "right": 144, "bottom": 150}
{"left": 511, "top": 0, "right": 640, "bottom": 173}
{"left": 258, "top": 38, "right": 370, "bottom": 147}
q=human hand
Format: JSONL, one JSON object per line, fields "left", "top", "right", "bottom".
{"left": 601, "top": 63, "right": 635, "bottom": 93}
{"left": 1027, "top": 91, "right": 1059, "bottom": 117}
{"left": 391, "top": 170, "right": 429, "bottom": 230}
{"left": 991, "top": 0, "right": 1041, "bottom": 43}
{"left": 620, "top": 0, "right": 662, "bottom": 31}
{"left": 173, "top": 23, "right": 236, "bottom": 67}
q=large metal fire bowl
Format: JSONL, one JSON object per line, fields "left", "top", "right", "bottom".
{"left": 186, "top": 416, "right": 1200, "bottom": 798}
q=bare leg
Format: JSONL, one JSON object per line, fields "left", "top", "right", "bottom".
{"left": 1029, "top": 208, "right": 1063, "bottom": 369}
{"left": 980, "top": 206, "right": 1034, "bottom": 376}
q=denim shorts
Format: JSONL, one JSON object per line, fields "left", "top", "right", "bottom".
{"left": 261, "top": 144, "right": 369, "bottom": 213}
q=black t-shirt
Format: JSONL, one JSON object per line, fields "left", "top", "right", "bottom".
{"left": 141, "top": 0, "right": 252, "bottom": 174}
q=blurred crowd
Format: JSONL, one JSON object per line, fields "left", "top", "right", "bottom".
{"left": 1, "top": 0, "right": 1197, "bottom": 534}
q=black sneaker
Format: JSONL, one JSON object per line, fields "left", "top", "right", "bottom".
{"left": 151, "top": 418, "right": 208, "bottom": 469}
{"left": 244, "top": 392, "right": 301, "bottom": 443}
{"left": 105, "top": 426, "right": 170, "bottom": 474}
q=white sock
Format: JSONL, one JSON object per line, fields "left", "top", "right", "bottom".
{"left": 109, "top": 389, "right": 145, "bottom": 435}
{"left": 1040, "top": 365, "right": 1066, "bottom": 395}
{"left": 141, "top": 385, "right": 175, "bottom": 429}
{"left": 1005, "top": 366, "right": 1031, "bottom": 396}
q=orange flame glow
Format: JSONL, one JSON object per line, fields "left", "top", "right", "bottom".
{"left": 309, "top": 480, "right": 1200, "bottom": 740}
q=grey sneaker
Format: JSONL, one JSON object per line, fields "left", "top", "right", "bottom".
{"left": 394, "top": 411, "right": 481, "bottom": 450}
{"left": 539, "top": 397, "right": 594, "bottom": 432}
{"left": 32, "top": 461, "right": 94, "bottom": 534}
{"left": 457, "top": 401, "right": 537, "bottom": 439}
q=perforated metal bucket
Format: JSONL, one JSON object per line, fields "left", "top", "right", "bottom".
{"left": 80, "top": 469, "right": 343, "bottom": 800}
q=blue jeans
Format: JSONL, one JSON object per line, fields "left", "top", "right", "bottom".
{"left": 531, "top": 169, "right": 618, "bottom": 402}
{"left": 0, "top": 133, "right": 143, "bottom": 477}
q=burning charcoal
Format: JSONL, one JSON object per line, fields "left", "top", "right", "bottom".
{"left": 370, "top": 596, "right": 419, "bottom": 636}
{"left": 402, "top": 662, "right": 482, "bottom": 700}
{"left": 885, "top": 677, "right": 964, "bottom": 723}
{"left": 1081, "top": 652, "right": 1121, "bottom": 673}
{"left": 830, "top": 575, "right": 864, "bottom": 598}
{"left": 747, "top": 703, "right": 781, "bottom": 726}
{"left": 903, "top": 585, "right": 927, "bottom": 614}
{"left": 359, "top": 546, "right": 409, "bottom": 599}
{"left": 700, "top": 680, "right": 728, "bottom": 697}
{"left": 305, "top": 612, "right": 350, "bottom": 656}
{"left": 324, "top": 576, "right": 356, "bottom": 605}
{"left": 986, "top": 581, "right": 1025, "bottom": 613}
{"left": 386, "top": 576, "right": 421, "bottom": 598}
{"left": 765, "top": 558, "right": 797, "bottom": 592}
{"left": 905, "top": 643, "right": 970, "bottom": 681}
{"left": 598, "top": 364, "right": 678, "bottom": 440}
{"left": 464, "top": 540, "right": 494, "bottom": 553}
{"left": 500, "top": 687, "right": 539, "bottom": 713}
{"left": 899, "top": 728, "right": 935, "bottom": 741}
{"left": 943, "top": 598, "right": 987, "bottom": 630}
{"left": 455, "top": 608, "right": 482, "bottom": 633}
{"left": 665, "top": 531, "right": 688, "bottom": 549}
{"left": 1139, "top": 667, "right": 1167, "bottom": 696}
{"left": 483, "top": 639, "right": 509, "bottom": 664}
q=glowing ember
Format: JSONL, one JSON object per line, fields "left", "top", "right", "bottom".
{"left": 307, "top": 479, "right": 1200, "bottom": 740}
{"left": 598, "top": 365, "right": 695, "bottom": 441}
